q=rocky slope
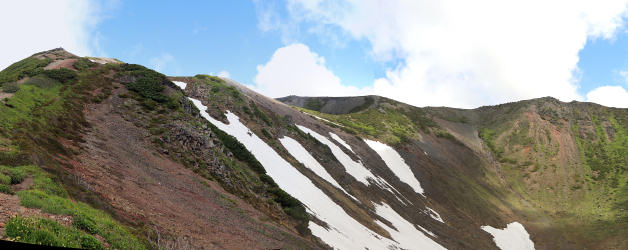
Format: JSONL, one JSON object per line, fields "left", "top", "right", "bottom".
{"left": 0, "top": 48, "right": 625, "bottom": 249}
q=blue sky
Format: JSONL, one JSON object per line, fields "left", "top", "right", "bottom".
{"left": 2, "top": 0, "right": 628, "bottom": 108}
{"left": 96, "top": 1, "right": 381, "bottom": 88}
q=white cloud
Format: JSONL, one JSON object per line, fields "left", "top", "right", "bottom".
{"left": 252, "top": 43, "right": 369, "bottom": 98}
{"left": 149, "top": 53, "right": 174, "bottom": 72}
{"left": 586, "top": 85, "right": 628, "bottom": 108}
{"left": 0, "top": 0, "right": 111, "bottom": 71}
{"left": 218, "top": 70, "right": 231, "bottom": 78}
{"left": 257, "top": 0, "right": 628, "bottom": 108}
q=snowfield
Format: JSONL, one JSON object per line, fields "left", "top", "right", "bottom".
{"left": 364, "top": 139, "right": 425, "bottom": 195}
{"left": 481, "top": 222, "right": 535, "bottom": 250}
{"left": 296, "top": 125, "right": 384, "bottom": 187}
{"left": 188, "top": 97, "right": 442, "bottom": 249}
{"left": 374, "top": 203, "right": 445, "bottom": 250}
{"left": 172, "top": 81, "right": 187, "bottom": 90}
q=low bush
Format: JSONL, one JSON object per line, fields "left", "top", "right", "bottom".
{"left": 0, "top": 166, "right": 26, "bottom": 184}
{"left": 0, "top": 183, "right": 12, "bottom": 194}
{"left": 23, "top": 76, "right": 59, "bottom": 88}
{"left": 43, "top": 68, "right": 77, "bottom": 83}
{"left": 0, "top": 172, "right": 11, "bottom": 184}
{"left": 2, "top": 82, "right": 19, "bottom": 93}
{"left": 119, "top": 64, "right": 170, "bottom": 103}
{"left": 73, "top": 58, "right": 97, "bottom": 71}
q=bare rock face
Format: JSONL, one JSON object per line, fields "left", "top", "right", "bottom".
{"left": 277, "top": 95, "right": 378, "bottom": 114}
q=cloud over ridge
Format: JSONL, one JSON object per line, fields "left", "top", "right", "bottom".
{"left": 255, "top": 0, "right": 628, "bottom": 108}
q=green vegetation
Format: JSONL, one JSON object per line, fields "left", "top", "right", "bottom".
{"left": 251, "top": 102, "right": 272, "bottom": 126}
{"left": 0, "top": 55, "right": 147, "bottom": 248}
{"left": 479, "top": 128, "right": 503, "bottom": 158}
{"left": 195, "top": 74, "right": 243, "bottom": 104}
{"left": 73, "top": 58, "right": 97, "bottom": 71}
{"left": 10, "top": 165, "right": 144, "bottom": 249}
{"left": 5, "top": 217, "right": 103, "bottom": 249}
{"left": 434, "top": 129, "right": 458, "bottom": 142}
{"left": 297, "top": 106, "right": 432, "bottom": 145}
{"left": 42, "top": 68, "right": 77, "bottom": 83}
{"left": 575, "top": 116, "right": 628, "bottom": 180}
{"left": 0, "top": 57, "right": 51, "bottom": 85}
{"left": 2, "top": 82, "right": 19, "bottom": 93}
{"left": 118, "top": 64, "right": 170, "bottom": 103}
{"left": 0, "top": 165, "right": 26, "bottom": 184}
{"left": 22, "top": 76, "right": 59, "bottom": 89}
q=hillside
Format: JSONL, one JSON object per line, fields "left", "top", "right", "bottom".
{"left": 0, "top": 48, "right": 625, "bottom": 249}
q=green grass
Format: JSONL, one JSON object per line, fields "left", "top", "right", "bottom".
{"left": 12, "top": 165, "right": 145, "bottom": 249}
{"left": 73, "top": 58, "right": 97, "bottom": 71}
{"left": 43, "top": 68, "right": 77, "bottom": 83}
{"left": 297, "top": 106, "right": 429, "bottom": 145}
{"left": 0, "top": 57, "right": 51, "bottom": 85}
{"left": 0, "top": 166, "right": 26, "bottom": 184}
{"left": 5, "top": 216, "right": 103, "bottom": 249}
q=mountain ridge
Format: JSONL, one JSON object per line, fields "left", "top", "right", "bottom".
{"left": 0, "top": 48, "right": 625, "bottom": 249}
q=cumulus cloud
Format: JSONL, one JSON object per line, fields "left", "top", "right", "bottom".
{"left": 256, "top": 0, "right": 628, "bottom": 108}
{"left": 149, "top": 53, "right": 174, "bottom": 72}
{"left": 252, "top": 43, "right": 369, "bottom": 98}
{"left": 586, "top": 85, "right": 628, "bottom": 108}
{"left": 0, "top": 0, "right": 110, "bottom": 71}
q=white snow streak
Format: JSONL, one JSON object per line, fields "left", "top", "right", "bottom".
{"left": 425, "top": 207, "right": 444, "bottom": 223}
{"left": 312, "top": 114, "right": 345, "bottom": 128}
{"left": 374, "top": 203, "right": 445, "bottom": 250}
{"left": 279, "top": 136, "right": 357, "bottom": 201}
{"left": 364, "top": 139, "right": 425, "bottom": 195}
{"left": 481, "top": 222, "right": 535, "bottom": 250}
{"left": 172, "top": 81, "right": 187, "bottom": 90}
{"left": 297, "top": 125, "right": 378, "bottom": 186}
{"left": 188, "top": 97, "right": 432, "bottom": 249}
{"left": 330, "top": 132, "right": 355, "bottom": 154}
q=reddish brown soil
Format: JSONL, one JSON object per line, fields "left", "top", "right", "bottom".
{"left": 44, "top": 59, "right": 77, "bottom": 70}
{"left": 68, "top": 88, "right": 315, "bottom": 249}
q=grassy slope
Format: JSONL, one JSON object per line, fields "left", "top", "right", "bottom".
{"left": 474, "top": 99, "right": 628, "bottom": 248}
{"left": 0, "top": 56, "right": 146, "bottom": 248}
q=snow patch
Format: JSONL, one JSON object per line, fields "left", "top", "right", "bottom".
{"left": 279, "top": 136, "right": 358, "bottom": 201}
{"left": 417, "top": 225, "right": 437, "bottom": 238}
{"left": 297, "top": 125, "right": 378, "bottom": 186}
{"left": 481, "top": 222, "right": 535, "bottom": 250}
{"left": 88, "top": 58, "right": 106, "bottom": 64}
{"left": 425, "top": 207, "right": 444, "bottom": 223}
{"left": 172, "top": 81, "right": 187, "bottom": 90}
{"left": 364, "top": 139, "right": 425, "bottom": 195}
{"left": 330, "top": 132, "right": 355, "bottom": 153}
{"left": 374, "top": 203, "right": 445, "bottom": 250}
{"left": 189, "top": 97, "right": 425, "bottom": 249}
